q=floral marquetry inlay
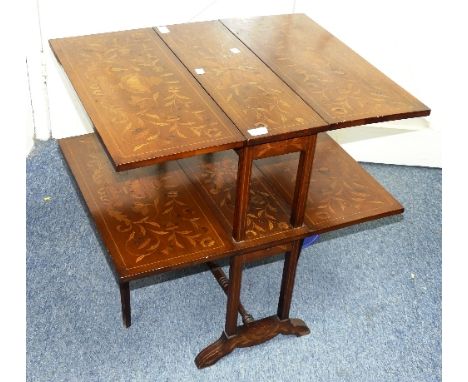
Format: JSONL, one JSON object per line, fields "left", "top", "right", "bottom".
{"left": 223, "top": 14, "right": 430, "bottom": 125}
{"left": 156, "top": 21, "right": 326, "bottom": 140}
{"left": 59, "top": 134, "right": 229, "bottom": 278}
{"left": 50, "top": 29, "right": 243, "bottom": 170}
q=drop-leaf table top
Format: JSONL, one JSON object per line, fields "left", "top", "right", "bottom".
{"left": 50, "top": 14, "right": 429, "bottom": 171}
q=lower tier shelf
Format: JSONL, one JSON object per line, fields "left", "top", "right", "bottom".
{"left": 59, "top": 133, "right": 402, "bottom": 281}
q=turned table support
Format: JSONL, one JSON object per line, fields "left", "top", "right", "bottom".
{"left": 195, "top": 134, "right": 318, "bottom": 368}
{"left": 196, "top": 240, "right": 309, "bottom": 369}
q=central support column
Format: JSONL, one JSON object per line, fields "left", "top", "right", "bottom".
{"left": 195, "top": 134, "right": 318, "bottom": 368}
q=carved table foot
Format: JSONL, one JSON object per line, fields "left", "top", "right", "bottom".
{"left": 195, "top": 315, "right": 310, "bottom": 368}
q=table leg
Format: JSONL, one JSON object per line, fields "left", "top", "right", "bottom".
{"left": 225, "top": 255, "right": 245, "bottom": 335}
{"left": 195, "top": 254, "right": 244, "bottom": 368}
{"left": 119, "top": 282, "right": 131, "bottom": 328}
{"left": 278, "top": 240, "right": 303, "bottom": 320}
{"left": 232, "top": 146, "right": 253, "bottom": 241}
{"left": 290, "top": 134, "right": 317, "bottom": 227}
{"left": 195, "top": 250, "right": 309, "bottom": 369}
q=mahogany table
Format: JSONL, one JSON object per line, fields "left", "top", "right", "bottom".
{"left": 49, "top": 14, "right": 430, "bottom": 368}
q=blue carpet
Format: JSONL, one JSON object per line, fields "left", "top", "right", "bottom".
{"left": 27, "top": 139, "right": 441, "bottom": 381}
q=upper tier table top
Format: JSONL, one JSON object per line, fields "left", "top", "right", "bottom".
{"left": 223, "top": 14, "right": 430, "bottom": 127}
{"left": 50, "top": 14, "right": 430, "bottom": 171}
{"left": 49, "top": 28, "right": 245, "bottom": 171}
{"left": 154, "top": 20, "right": 325, "bottom": 143}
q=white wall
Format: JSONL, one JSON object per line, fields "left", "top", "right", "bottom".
{"left": 25, "top": 0, "right": 52, "bottom": 155}
{"left": 34, "top": 0, "right": 442, "bottom": 166}
{"left": 25, "top": 60, "right": 35, "bottom": 156}
{"left": 25, "top": 1, "right": 38, "bottom": 155}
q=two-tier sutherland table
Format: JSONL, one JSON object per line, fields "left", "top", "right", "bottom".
{"left": 49, "top": 14, "right": 430, "bottom": 368}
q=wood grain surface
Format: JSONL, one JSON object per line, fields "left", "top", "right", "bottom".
{"left": 155, "top": 21, "right": 327, "bottom": 144}
{"left": 50, "top": 29, "right": 244, "bottom": 171}
{"left": 223, "top": 14, "right": 430, "bottom": 128}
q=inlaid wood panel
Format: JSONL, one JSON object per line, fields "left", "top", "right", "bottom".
{"left": 59, "top": 133, "right": 234, "bottom": 281}
{"left": 223, "top": 14, "right": 430, "bottom": 128}
{"left": 59, "top": 132, "right": 403, "bottom": 281}
{"left": 155, "top": 21, "right": 327, "bottom": 143}
{"left": 255, "top": 133, "right": 404, "bottom": 233}
{"left": 50, "top": 29, "right": 244, "bottom": 171}
{"left": 178, "top": 151, "right": 296, "bottom": 242}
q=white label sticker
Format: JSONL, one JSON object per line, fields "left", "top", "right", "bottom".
{"left": 157, "top": 26, "right": 170, "bottom": 34}
{"left": 230, "top": 47, "right": 241, "bottom": 54}
{"left": 194, "top": 68, "right": 205, "bottom": 75}
{"left": 247, "top": 126, "right": 269, "bottom": 136}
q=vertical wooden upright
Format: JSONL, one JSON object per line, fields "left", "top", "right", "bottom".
{"left": 290, "top": 135, "right": 318, "bottom": 227}
{"left": 277, "top": 240, "right": 303, "bottom": 320}
{"left": 224, "top": 255, "right": 245, "bottom": 336}
{"left": 232, "top": 147, "right": 254, "bottom": 242}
